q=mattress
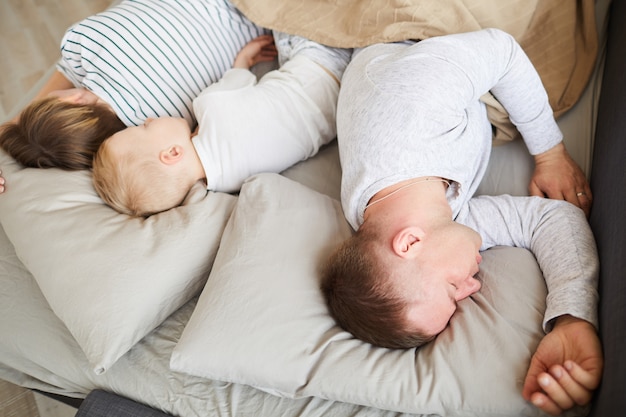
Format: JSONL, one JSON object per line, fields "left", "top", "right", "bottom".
{"left": 0, "top": 0, "right": 611, "bottom": 415}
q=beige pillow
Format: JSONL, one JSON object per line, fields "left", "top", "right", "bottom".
{"left": 0, "top": 149, "right": 236, "bottom": 374}
{"left": 171, "top": 173, "right": 573, "bottom": 416}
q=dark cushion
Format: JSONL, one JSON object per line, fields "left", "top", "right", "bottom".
{"left": 75, "top": 390, "right": 174, "bottom": 417}
{"left": 587, "top": 0, "right": 626, "bottom": 414}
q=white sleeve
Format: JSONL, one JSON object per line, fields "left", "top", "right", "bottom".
{"left": 195, "top": 68, "right": 257, "bottom": 99}
{"left": 193, "top": 58, "right": 339, "bottom": 193}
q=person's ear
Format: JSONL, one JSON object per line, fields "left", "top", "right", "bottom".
{"left": 159, "top": 145, "right": 184, "bottom": 165}
{"left": 391, "top": 226, "right": 424, "bottom": 259}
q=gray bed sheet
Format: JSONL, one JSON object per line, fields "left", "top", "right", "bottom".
{"left": 0, "top": 1, "right": 610, "bottom": 414}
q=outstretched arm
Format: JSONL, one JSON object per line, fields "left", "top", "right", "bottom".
{"left": 233, "top": 35, "right": 277, "bottom": 70}
{"left": 460, "top": 195, "right": 600, "bottom": 414}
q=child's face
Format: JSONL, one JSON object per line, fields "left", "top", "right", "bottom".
{"left": 400, "top": 222, "right": 483, "bottom": 337}
{"left": 107, "top": 117, "right": 191, "bottom": 154}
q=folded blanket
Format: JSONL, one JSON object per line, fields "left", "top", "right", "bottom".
{"left": 232, "top": 0, "right": 597, "bottom": 142}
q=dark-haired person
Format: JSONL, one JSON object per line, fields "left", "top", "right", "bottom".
{"left": 322, "top": 29, "right": 601, "bottom": 416}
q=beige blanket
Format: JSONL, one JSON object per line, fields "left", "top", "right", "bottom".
{"left": 231, "top": 0, "right": 597, "bottom": 141}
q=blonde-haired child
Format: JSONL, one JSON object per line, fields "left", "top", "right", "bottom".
{"left": 93, "top": 33, "right": 351, "bottom": 216}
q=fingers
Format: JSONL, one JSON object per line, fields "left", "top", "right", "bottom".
{"left": 548, "top": 364, "right": 593, "bottom": 405}
{"left": 575, "top": 185, "right": 592, "bottom": 217}
{"left": 562, "top": 360, "right": 601, "bottom": 393}
{"left": 537, "top": 368, "right": 575, "bottom": 411}
{"left": 529, "top": 371, "right": 576, "bottom": 416}
{"left": 248, "top": 36, "right": 277, "bottom": 59}
{"left": 528, "top": 180, "right": 545, "bottom": 198}
{"left": 250, "top": 35, "right": 276, "bottom": 50}
{"left": 524, "top": 317, "right": 603, "bottom": 415}
{"left": 575, "top": 193, "right": 591, "bottom": 217}
{"left": 0, "top": 170, "right": 4, "bottom": 193}
{"left": 255, "top": 34, "right": 275, "bottom": 43}
{"left": 529, "top": 362, "right": 597, "bottom": 415}
{"left": 258, "top": 35, "right": 277, "bottom": 58}
{"left": 529, "top": 391, "right": 563, "bottom": 416}
{"left": 563, "top": 187, "right": 590, "bottom": 217}
{"left": 257, "top": 43, "right": 278, "bottom": 63}
{"left": 564, "top": 182, "right": 592, "bottom": 217}
{"left": 530, "top": 142, "right": 593, "bottom": 216}
{"left": 234, "top": 36, "right": 278, "bottom": 69}
{"left": 529, "top": 177, "right": 592, "bottom": 217}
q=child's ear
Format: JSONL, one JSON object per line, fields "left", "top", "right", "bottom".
{"left": 159, "top": 145, "right": 184, "bottom": 165}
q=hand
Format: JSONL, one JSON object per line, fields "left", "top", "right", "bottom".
{"left": 0, "top": 170, "right": 4, "bottom": 193}
{"left": 522, "top": 315, "right": 603, "bottom": 416}
{"left": 530, "top": 142, "right": 592, "bottom": 217}
{"left": 233, "top": 35, "right": 277, "bottom": 70}
{"left": 47, "top": 88, "right": 99, "bottom": 105}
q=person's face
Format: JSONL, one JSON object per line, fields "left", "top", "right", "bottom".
{"left": 107, "top": 117, "right": 190, "bottom": 154}
{"left": 401, "top": 221, "right": 483, "bottom": 337}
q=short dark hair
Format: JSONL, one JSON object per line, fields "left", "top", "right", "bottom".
{"left": 321, "top": 225, "right": 434, "bottom": 349}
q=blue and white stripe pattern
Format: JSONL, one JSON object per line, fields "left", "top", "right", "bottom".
{"left": 57, "top": 0, "right": 268, "bottom": 127}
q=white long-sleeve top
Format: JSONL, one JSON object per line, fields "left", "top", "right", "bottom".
{"left": 192, "top": 55, "right": 340, "bottom": 193}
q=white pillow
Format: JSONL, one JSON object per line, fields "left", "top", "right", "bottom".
{"left": 0, "top": 150, "right": 236, "bottom": 374}
{"left": 171, "top": 172, "right": 568, "bottom": 416}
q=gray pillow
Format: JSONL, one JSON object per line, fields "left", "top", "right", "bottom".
{"left": 0, "top": 149, "right": 235, "bottom": 374}
{"left": 171, "top": 173, "right": 572, "bottom": 416}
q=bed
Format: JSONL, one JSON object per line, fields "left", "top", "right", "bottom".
{"left": 1, "top": 0, "right": 623, "bottom": 416}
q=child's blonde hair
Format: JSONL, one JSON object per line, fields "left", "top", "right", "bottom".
{"left": 92, "top": 139, "right": 191, "bottom": 217}
{"left": 0, "top": 97, "right": 125, "bottom": 170}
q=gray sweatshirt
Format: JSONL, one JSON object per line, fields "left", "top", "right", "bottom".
{"left": 337, "top": 29, "right": 598, "bottom": 331}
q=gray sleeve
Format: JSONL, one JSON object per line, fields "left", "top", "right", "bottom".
{"left": 480, "top": 31, "right": 563, "bottom": 155}
{"left": 364, "top": 28, "right": 563, "bottom": 155}
{"left": 457, "top": 195, "right": 599, "bottom": 332}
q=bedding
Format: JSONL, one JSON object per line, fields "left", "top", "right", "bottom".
{"left": 0, "top": 155, "right": 236, "bottom": 373}
{"left": 171, "top": 173, "right": 568, "bottom": 416}
{"left": 0, "top": 0, "right": 615, "bottom": 416}
{"left": 230, "top": 0, "right": 598, "bottom": 141}
{"left": 0, "top": 143, "right": 594, "bottom": 417}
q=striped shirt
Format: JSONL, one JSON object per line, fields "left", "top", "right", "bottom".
{"left": 57, "top": 0, "right": 268, "bottom": 127}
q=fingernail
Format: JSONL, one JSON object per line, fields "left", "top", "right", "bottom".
{"left": 539, "top": 376, "right": 550, "bottom": 387}
{"left": 532, "top": 396, "right": 544, "bottom": 406}
{"left": 564, "top": 361, "right": 574, "bottom": 371}
{"left": 552, "top": 368, "right": 562, "bottom": 379}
